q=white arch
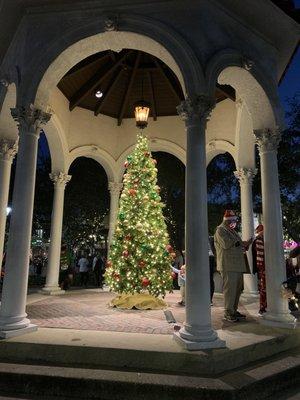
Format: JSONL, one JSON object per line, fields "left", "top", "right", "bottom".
{"left": 218, "top": 67, "right": 278, "bottom": 130}
{"left": 68, "top": 145, "right": 117, "bottom": 182}
{"left": 116, "top": 139, "right": 186, "bottom": 182}
{"left": 34, "top": 31, "right": 186, "bottom": 110}
{"left": 0, "top": 83, "right": 18, "bottom": 140}
{"left": 43, "top": 113, "right": 69, "bottom": 173}
{"left": 206, "top": 140, "right": 237, "bottom": 167}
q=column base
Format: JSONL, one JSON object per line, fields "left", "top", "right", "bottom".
{"left": 40, "top": 286, "right": 65, "bottom": 296}
{"left": 0, "top": 324, "right": 37, "bottom": 339}
{"left": 260, "top": 311, "right": 297, "bottom": 329}
{"left": 174, "top": 331, "right": 226, "bottom": 350}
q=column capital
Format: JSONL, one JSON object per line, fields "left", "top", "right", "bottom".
{"left": 177, "top": 95, "right": 215, "bottom": 126}
{"left": 11, "top": 105, "right": 51, "bottom": 136}
{"left": 108, "top": 181, "right": 123, "bottom": 195}
{"left": 254, "top": 128, "right": 281, "bottom": 154}
{"left": 234, "top": 167, "right": 257, "bottom": 185}
{"left": 0, "top": 138, "right": 18, "bottom": 162}
{"left": 49, "top": 172, "right": 71, "bottom": 188}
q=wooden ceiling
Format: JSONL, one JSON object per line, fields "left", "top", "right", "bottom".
{"left": 58, "top": 49, "right": 235, "bottom": 125}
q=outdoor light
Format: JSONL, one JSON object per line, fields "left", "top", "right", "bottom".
{"left": 95, "top": 89, "right": 103, "bottom": 99}
{"left": 134, "top": 101, "right": 150, "bottom": 129}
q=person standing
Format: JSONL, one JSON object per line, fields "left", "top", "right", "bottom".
{"left": 78, "top": 254, "right": 89, "bottom": 288}
{"left": 93, "top": 253, "right": 104, "bottom": 288}
{"left": 214, "top": 210, "right": 252, "bottom": 322}
{"left": 252, "top": 224, "right": 267, "bottom": 315}
{"left": 208, "top": 236, "right": 216, "bottom": 305}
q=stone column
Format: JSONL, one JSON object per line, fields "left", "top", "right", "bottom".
{"left": 254, "top": 128, "right": 296, "bottom": 328}
{"left": 108, "top": 182, "right": 123, "bottom": 248}
{"left": 175, "top": 95, "right": 225, "bottom": 350}
{"left": 0, "top": 106, "right": 51, "bottom": 338}
{"left": 42, "top": 172, "right": 71, "bottom": 295}
{"left": 0, "top": 139, "right": 18, "bottom": 275}
{"left": 234, "top": 167, "right": 258, "bottom": 295}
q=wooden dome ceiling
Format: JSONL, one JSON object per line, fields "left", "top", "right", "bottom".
{"left": 58, "top": 49, "right": 235, "bottom": 126}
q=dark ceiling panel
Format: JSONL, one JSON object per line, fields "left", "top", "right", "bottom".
{"left": 57, "top": 49, "right": 235, "bottom": 124}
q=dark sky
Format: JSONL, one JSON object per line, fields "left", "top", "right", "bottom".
{"left": 278, "top": 47, "right": 300, "bottom": 114}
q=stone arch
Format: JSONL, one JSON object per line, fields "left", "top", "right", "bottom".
{"left": 20, "top": 16, "right": 204, "bottom": 108}
{"left": 206, "top": 49, "right": 283, "bottom": 130}
{"left": 116, "top": 139, "right": 186, "bottom": 182}
{"left": 68, "top": 145, "right": 117, "bottom": 183}
{"left": 43, "top": 114, "right": 69, "bottom": 173}
{"left": 0, "top": 83, "right": 18, "bottom": 140}
{"left": 206, "top": 139, "right": 237, "bottom": 167}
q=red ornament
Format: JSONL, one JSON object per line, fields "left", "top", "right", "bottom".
{"left": 125, "top": 234, "right": 132, "bottom": 241}
{"left": 113, "top": 273, "right": 120, "bottom": 280}
{"left": 144, "top": 151, "right": 150, "bottom": 157}
{"left": 142, "top": 277, "right": 150, "bottom": 287}
{"left": 122, "top": 250, "right": 129, "bottom": 258}
{"left": 166, "top": 244, "right": 173, "bottom": 253}
{"left": 138, "top": 260, "right": 146, "bottom": 268}
{"left": 128, "top": 189, "right": 137, "bottom": 196}
{"left": 124, "top": 161, "right": 129, "bottom": 168}
{"left": 106, "top": 260, "right": 112, "bottom": 268}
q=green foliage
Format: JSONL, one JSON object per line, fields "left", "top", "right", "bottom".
{"left": 63, "top": 157, "right": 109, "bottom": 248}
{"left": 105, "top": 133, "right": 173, "bottom": 297}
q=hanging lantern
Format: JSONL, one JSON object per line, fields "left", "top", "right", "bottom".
{"left": 134, "top": 101, "right": 150, "bottom": 129}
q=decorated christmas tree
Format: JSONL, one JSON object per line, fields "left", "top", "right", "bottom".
{"left": 105, "top": 133, "right": 174, "bottom": 301}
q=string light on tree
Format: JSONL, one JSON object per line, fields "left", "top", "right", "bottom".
{"left": 105, "top": 132, "right": 174, "bottom": 298}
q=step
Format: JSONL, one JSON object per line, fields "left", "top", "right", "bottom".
{"left": 0, "top": 350, "right": 299, "bottom": 400}
{"left": 0, "top": 325, "right": 299, "bottom": 376}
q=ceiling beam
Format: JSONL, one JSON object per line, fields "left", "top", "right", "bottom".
{"left": 216, "top": 83, "right": 236, "bottom": 102}
{"left": 69, "top": 51, "right": 133, "bottom": 111}
{"left": 94, "top": 68, "right": 124, "bottom": 116}
{"left": 147, "top": 71, "right": 157, "bottom": 121}
{"left": 117, "top": 52, "right": 141, "bottom": 126}
{"left": 154, "top": 59, "right": 182, "bottom": 103}
{"left": 64, "top": 53, "right": 111, "bottom": 80}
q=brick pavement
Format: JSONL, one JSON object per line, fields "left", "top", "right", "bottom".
{"left": 27, "top": 289, "right": 259, "bottom": 335}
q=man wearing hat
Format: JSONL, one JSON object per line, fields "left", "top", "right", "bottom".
{"left": 252, "top": 224, "right": 266, "bottom": 314}
{"left": 214, "top": 210, "right": 253, "bottom": 322}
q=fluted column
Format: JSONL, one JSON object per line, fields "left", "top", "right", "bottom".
{"left": 0, "top": 139, "right": 18, "bottom": 275}
{"left": 234, "top": 168, "right": 258, "bottom": 295}
{"left": 108, "top": 182, "right": 123, "bottom": 248}
{"left": 175, "top": 95, "right": 225, "bottom": 350}
{"left": 0, "top": 106, "right": 51, "bottom": 338}
{"left": 42, "top": 172, "right": 71, "bottom": 295}
{"left": 254, "top": 128, "right": 296, "bottom": 328}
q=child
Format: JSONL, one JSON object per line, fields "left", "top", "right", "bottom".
{"left": 172, "top": 264, "right": 186, "bottom": 306}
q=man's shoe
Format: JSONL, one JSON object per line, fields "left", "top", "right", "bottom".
{"left": 235, "top": 311, "right": 246, "bottom": 319}
{"left": 223, "top": 314, "right": 238, "bottom": 322}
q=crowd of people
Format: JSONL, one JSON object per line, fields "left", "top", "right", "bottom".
{"left": 1, "top": 213, "right": 299, "bottom": 322}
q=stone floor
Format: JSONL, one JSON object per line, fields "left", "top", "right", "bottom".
{"left": 26, "top": 288, "right": 259, "bottom": 335}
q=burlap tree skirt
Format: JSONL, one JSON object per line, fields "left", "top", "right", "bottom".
{"left": 109, "top": 292, "right": 168, "bottom": 310}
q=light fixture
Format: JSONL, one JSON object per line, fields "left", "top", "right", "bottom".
{"left": 134, "top": 101, "right": 150, "bottom": 129}
{"left": 95, "top": 89, "right": 103, "bottom": 99}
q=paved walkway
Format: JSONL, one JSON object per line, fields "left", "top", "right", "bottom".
{"left": 26, "top": 288, "right": 259, "bottom": 335}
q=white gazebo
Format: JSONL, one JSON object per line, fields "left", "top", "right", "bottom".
{"left": 0, "top": 0, "right": 299, "bottom": 350}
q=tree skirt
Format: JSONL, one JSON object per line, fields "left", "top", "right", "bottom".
{"left": 110, "top": 292, "right": 168, "bottom": 310}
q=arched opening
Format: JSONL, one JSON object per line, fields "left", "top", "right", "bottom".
{"left": 152, "top": 151, "right": 185, "bottom": 251}
{"left": 65, "top": 157, "right": 109, "bottom": 262}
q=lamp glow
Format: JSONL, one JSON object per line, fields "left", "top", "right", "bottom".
{"left": 134, "top": 101, "right": 150, "bottom": 129}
